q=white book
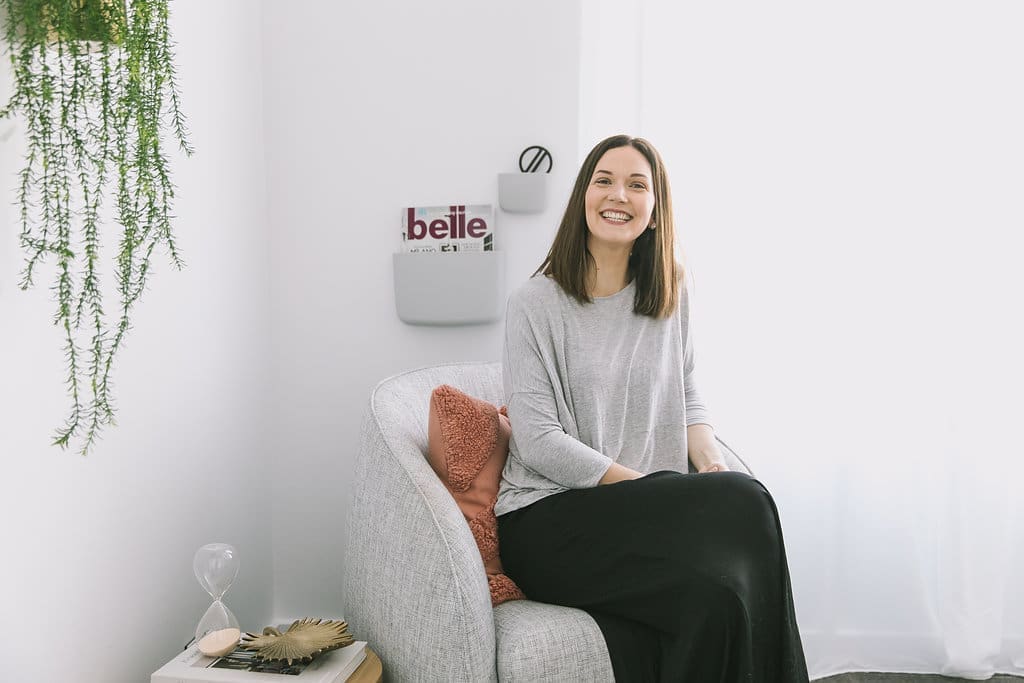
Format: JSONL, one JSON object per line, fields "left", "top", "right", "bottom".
{"left": 151, "top": 641, "right": 367, "bottom": 683}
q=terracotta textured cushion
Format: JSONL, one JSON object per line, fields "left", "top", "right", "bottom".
{"left": 427, "top": 384, "right": 526, "bottom": 606}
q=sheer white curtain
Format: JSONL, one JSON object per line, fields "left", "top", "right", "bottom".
{"left": 581, "top": 1, "right": 1024, "bottom": 678}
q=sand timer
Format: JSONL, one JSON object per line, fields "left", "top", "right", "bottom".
{"left": 193, "top": 543, "right": 241, "bottom": 657}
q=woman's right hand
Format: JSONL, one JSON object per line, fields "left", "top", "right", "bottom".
{"left": 599, "top": 462, "right": 644, "bottom": 485}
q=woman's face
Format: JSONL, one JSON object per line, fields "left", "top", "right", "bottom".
{"left": 584, "top": 145, "right": 656, "bottom": 252}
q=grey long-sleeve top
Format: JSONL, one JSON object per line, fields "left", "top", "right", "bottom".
{"left": 495, "top": 274, "right": 712, "bottom": 517}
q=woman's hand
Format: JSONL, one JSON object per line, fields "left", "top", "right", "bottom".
{"left": 687, "top": 424, "right": 729, "bottom": 474}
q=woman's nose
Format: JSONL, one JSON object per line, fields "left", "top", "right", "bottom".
{"left": 608, "top": 184, "right": 627, "bottom": 202}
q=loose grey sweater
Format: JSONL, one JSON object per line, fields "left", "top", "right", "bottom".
{"left": 496, "top": 274, "right": 713, "bottom": 517}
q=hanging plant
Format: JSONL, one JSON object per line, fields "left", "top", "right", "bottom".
{"left": 1, "top": 0, "right": 192, "bottom": 453}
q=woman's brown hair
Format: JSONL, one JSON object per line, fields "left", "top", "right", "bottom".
{"left": 535, "top": 135, "right": 680, "bottom": 319}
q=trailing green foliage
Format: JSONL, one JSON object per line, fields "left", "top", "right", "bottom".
{"left": 0, "top": 0, "right": 192, "bottom": 453}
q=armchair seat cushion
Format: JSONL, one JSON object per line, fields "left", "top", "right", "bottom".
{"left": 494, "top": 600, "right": 613, "bottom": 682}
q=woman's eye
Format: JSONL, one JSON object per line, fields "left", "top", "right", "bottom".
{"left": 594, "top": 177, "right": 611, "bottom": 185}
{"left": 631, "top": 183, "right": 648, "bottom": 190}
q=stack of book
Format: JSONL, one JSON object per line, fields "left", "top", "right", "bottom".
{"left": 151, "top": 640, "right": 367, "bottom": 683}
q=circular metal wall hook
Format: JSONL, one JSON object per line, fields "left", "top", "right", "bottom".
{"left": 519, "top": 146, "right": 552, "bottom": 174}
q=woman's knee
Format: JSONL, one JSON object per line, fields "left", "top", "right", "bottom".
{"left": 707, "top": 471, "right": 777, "bottom": 518}
{"left": 670, "top": 472, "right": 783, "bottom": 568}
{"left": 624, "top": 470, "right": 774, "bottom": 520}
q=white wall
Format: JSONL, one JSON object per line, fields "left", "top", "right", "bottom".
{"left": 578, "top": 0, "right": 644, "bottom": 157}
{"left": 0, "top": 3, "right": 274, "bottom": 681}
{"left": 588, "top": 0, "right": 1024, "bottom": 677}
{"left": 1, "top": 1, "right": 585, "bottom": 675}
{"left": 21, "top": 1, "right": 1005, "bottom": 678}
{"left": 260, "top": 0, "right": 583, "bottom": 620}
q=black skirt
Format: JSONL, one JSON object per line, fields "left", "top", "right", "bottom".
{"left": 497, "top": 470, "right": 809, "bottom": 682}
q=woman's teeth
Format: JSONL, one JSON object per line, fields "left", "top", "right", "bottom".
{"left": 601, "top": 211, "right": 632, "bottom": 223}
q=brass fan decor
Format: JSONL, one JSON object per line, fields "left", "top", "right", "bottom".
{"left": 240, "top": 618, "right": 354, "bottom": 665}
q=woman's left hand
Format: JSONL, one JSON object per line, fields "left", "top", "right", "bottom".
{"left": 688, "top": 425, "right": 729, "bottom": 473}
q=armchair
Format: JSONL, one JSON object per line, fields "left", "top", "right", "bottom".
{"left": 342, "top": 361, "right": 751, "bottom": 682}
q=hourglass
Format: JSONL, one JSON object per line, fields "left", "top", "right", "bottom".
{"left": 193, "top": 543, "right": 241, "bottom": 657}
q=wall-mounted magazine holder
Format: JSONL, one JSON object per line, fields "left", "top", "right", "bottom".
{"left": 498, "top": 173, "right": 547, "bottom": 213}
{"left": 393, "top": 251, "right": 505, "bottom": 325}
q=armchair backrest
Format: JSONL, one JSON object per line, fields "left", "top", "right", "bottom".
{"left": 371, "top": 361, "right": 504, "bottom": 460}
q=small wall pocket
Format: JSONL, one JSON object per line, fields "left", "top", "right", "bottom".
{"left": 392, "top": 251, "right": 506, "bottom": 325}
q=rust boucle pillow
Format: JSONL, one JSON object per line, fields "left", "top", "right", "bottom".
{"left": 427, "top": 384, "right": 525, "bottom": 607}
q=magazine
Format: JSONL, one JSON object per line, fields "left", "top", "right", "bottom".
{"left": 151, "top": 641, "right": 367, "bottom": 683}
{"left": 401, "top": 204, "right": 494, "bottom": 253}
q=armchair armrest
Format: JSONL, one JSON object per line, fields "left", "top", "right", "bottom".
{"left": 343, "top": 395, "right": 498, "bottom": 682}
{"left": 716, "top": 435, "right": 754, "bottom": 476}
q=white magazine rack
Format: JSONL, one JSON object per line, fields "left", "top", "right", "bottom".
{"left": 392, "top": 251, "right": 505, "bottom": 325}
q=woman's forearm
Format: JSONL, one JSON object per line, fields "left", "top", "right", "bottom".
{"left": 687, "top": 423, "right": 726, "bottom": 472}
{"left": 599, "top": 461, "right": 644, "bottom": 484}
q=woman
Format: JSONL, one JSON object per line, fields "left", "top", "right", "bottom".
{"left": 496, "top": 135, "right": 809, "bottom": 682}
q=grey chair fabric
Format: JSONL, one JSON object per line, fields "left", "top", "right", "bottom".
{"left": 343, "top": 361, "right": 752, "bottom": 682}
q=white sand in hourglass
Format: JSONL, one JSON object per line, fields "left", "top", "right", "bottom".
{"left": 198, "top": 627, "right": 241, "bottom": 657}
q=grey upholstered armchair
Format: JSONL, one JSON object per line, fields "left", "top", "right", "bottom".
{"left": 342, "top": 361, "right": 751, "bottom": 682}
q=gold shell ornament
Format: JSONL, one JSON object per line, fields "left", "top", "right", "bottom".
{"left": 240, "top": 618, "right": 354, "bottom": 664}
